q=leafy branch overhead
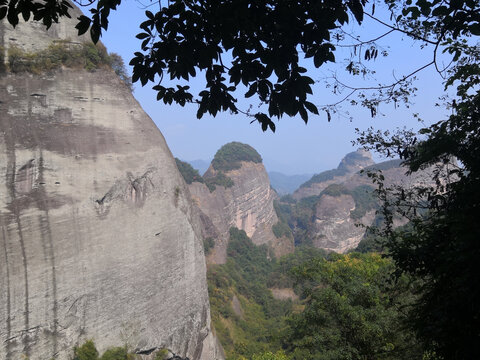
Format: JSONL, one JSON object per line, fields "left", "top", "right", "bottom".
{"left": 1, "top": 0, "right": 480, "bottom": 130}
{"left": 0, "top": 0, "right": 366, "bottom": 131}
{"left": 128, "top": 0, "right": 368, "bottom": 131}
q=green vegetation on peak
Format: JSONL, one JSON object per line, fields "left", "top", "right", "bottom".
{"left": 212, "top": 142, "right": 262, "bottom": 172}
{"left": 175, "top": 158, "right": 204, "bottom": 184}
{"left": 3, "top": 42, "right": 132, "bottom": 91}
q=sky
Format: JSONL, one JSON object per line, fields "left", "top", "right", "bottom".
{"left": 92, "top": 0, "right": 452, "bottom": 175}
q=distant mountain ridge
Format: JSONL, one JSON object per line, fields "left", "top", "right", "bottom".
{"left": 293, "top": 149, "right": 374, "bottom": 199}
{"left": 268, "top": 171, "right": 313, "bottom": 195}
{"left": 187, "top": 159, "right": 211, "bottom": 175}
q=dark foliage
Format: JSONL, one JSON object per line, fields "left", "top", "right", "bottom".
{"left": 204, "top": 171, "right": 234, "bottom": 192}
{"left": 212, "top": 142, "right": 262, "bottom": 172}
{"left": 0, "top": 0, "right": 367, "bottom": 131}
{"left": 271, "top": 221, "right": 293, "bottom": 239}
{"left": 175, "top": 158, "right": 204, "bottom": 184}
{"left": 3, "top": 41, "right": 132, "bottom": 89}
{"left": 203, "top": 237, "right": 215, "bottom": 255}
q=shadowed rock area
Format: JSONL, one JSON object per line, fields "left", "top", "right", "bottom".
{"left": 0, "top": 10, "right": 222, "bottom": 360}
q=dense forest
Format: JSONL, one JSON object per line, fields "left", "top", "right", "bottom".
{"left": 206, "top": 226, "right": 424, "bottom": 360}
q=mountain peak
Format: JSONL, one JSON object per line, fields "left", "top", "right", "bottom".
{"left": 337, "top": 149, "right": 374, "bottom": 173}
{"left": 211, "top": 141, "right": 262, "bottom": 172}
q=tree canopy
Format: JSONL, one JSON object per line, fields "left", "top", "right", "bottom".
{"left": 1, "top": 0, "right": 365, "bottom": 130}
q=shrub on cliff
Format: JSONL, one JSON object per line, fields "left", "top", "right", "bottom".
{"left": 73, "top": 340, "right": 99, "bottom": 360}
{"left": 204, "top": 172, "right": 234, "bottom": 192}
{"left": 6, "top": 42, "right": 132, "bottom": 90}
{"left": 212, "top": 142, "right": 262, "bottom": 172}
{"left": 272, "top": 221, "right": 292, "bottom": 239}
{"left": 203, "top": 237, "right": 215, "bottom": 254}
{"left": 175, "top": 158, "right": 204, "bottom": 184}
{"left": 73, "top": 341, "right": 137, "bottom": 360}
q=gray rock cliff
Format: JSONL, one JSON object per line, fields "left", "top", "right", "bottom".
{"left": 311, "top": 193, "right": 376, "bottom": 253}
{"left": 0, "top": 12, "right": 222, "bottom": 360}
{"left": 300, "top": 157, "right": 436, "bottom": 253}
{"left": 189, "top": 160, "right": 294, "bottom": 264}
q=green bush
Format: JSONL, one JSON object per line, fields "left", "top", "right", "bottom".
{"left": 100, "top": 347, "right": 133, "bottom": 360}
{"left": 6, "top": 42, "right": 132, "bottom": 89}
{"left": 204, "top": 237, "right": 215, "bottom": 254}
{"left": 74, "top": 340, "right": 99, "bottom": 360}
{"left": 73, "top": 341, "right": 138, "bottom": 360}
{"left": 212, "top": 142, "right": 262, "bottom": 172}
{"left": 175, "top": 158, "right": 204, "bottom": 184}
{"left": 154, "top": 348, "right": 168, "bottom": 360}
{"left": 205, "top": 172, "right": 234, "bottom": 192}
{"left": 109, "top": 53, "right": 133, "bottom": 91}
{"left": 271, "top": 221, "right": 292, "bottom": 239}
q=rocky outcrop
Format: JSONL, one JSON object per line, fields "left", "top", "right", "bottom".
{"left": 0, "top": 12, "right": 222, "bottom": 360}
{"left": 293, "top": 149, "right": 374, "bottom": 199}
{"left": 189, "top": 154, "right": 294, "bottom": 264}
{"left": 311, "top": 193, "right": 376, "bottom": 253}
{"left": 298, "top": 157, "right": 436, "bottom": 253}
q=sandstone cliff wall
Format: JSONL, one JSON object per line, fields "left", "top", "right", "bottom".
{"left": 299, "top": 158, "right": 433, "bottom": 253}
{"left": 311, "top": 194, "right": 376, "bottom": 253}
{"left": 189, "top": 162, "right": 293, "bottom": 264}
{"left": 0, "top": 14, "right": 222, "bottom": 360}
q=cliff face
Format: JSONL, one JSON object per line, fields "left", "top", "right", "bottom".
{"left": 293, "top": 149, "right": 374, "bottom": 200}
{"left": 311, "top": 194, "right": 376, "bottom": 253}
{"left": 189, "top": 161, "right": 293, "bottom": 264}
{"left": 0, "top": 14, "right": 221, "bottom": 360}
{"left": 297, "top": 157, "right": 433, "bottom": 253}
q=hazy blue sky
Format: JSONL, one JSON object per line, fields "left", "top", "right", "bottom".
{"left": 94, "top": 1, "right": 452, "bottom": 175}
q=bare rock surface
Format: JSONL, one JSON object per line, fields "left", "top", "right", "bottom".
{"left": 298, "top": 157, "right": 437, "bottom": 253}
{"left": 269, "top": 288, "right": 299, "bottom": 301}
{"left": 189, "top": 161, "right": 293, "bottom": 264}
{"left": 0, "top": 13, "right": 222, "bottom": 360}
{"left": 312, "top": 194, "right": 376, "bottom": 253}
